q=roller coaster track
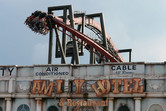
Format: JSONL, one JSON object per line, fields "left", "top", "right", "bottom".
{"left": 25, "top": 10, "right": 123, "bottom": 63}
{"left": 70, "top": 17, "right": 124, "bottom": 62}
{"left": 53, "top": 17, "right": 122, "bottom": 62}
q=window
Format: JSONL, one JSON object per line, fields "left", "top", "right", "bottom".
{"left": 17, "top": 104, "right": 30, "bottom": 111}
{"left": 149, "top": 104, "right": 163, "bottom": 111}
{"left": 118, "top": 105, "right": 129, "bottom": 111}
{"left": 47, "top": 106, "right": 58, "bottom": 111}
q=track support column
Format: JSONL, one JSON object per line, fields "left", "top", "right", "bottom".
{"left": 100, "top": 13, "right": 108, "bottom": 50}
{"left": 69, "top": 6, "right": 80, "bottom": 64}
{"left": 90, "top": 47, "right": 95, "bottom": 64}
{"left": 62, "top": 8, "right": 67, "bottom": 56}
{"left": 81, "top": 13, "right": 85, "bottom": 55}
{"left": 48, "top": 10, "right": 53, "bottom": 64}
{"left": 55, "top": 26, "right": 66, "bottom": 64}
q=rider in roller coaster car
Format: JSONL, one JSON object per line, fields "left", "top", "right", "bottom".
{"left": 25, "top": 11, "right": 55, "bottom": 35}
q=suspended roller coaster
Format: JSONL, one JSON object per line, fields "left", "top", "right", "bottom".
{"left": 25, "top": 5, "right": 125, "bottom": 64}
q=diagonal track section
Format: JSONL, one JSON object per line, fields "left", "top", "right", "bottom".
{"left": 52, "top": 17, "right": 121, "bottom": 62}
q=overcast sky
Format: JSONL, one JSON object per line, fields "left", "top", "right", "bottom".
{"left": 0, "top": 0, "right": 166, "bottom": 65}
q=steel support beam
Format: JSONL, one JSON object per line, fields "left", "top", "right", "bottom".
{"left": 118, "top": 49, "right": 132, "bottom": 62}
{"left": 100, "top": 13, "right": 108, "bottom": 63}
{"left": 75, "top": 13, "right": 85, "bottom": 55}
{"left": 48, "top": 10, "right": 53, "bottom": 64}
{"left": 62, "top": 8, "right": 67, "bottom": 56}
{"left": 100, "top": 13, "right": 108, "bottom": 49}
{"left": 81, "top": 14, "right": 85, "bottom": 55}
{"left": 69, "top": 6, "right": 80, "bottom": 64}
{"left": 48, "top": 29, "right": 53, "bottom": 64}
{"left": 90, "top": 47, "right": 95, "bottom": 64}
{"left": 54, "top": 26, "right": 66, "bottom": 64}
{"left": 48, "top": 5, "right": 71, "bottom": 11}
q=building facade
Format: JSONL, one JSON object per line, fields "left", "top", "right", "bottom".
{"left": 0, "top": 62, "right": 166, "bottom": 111}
